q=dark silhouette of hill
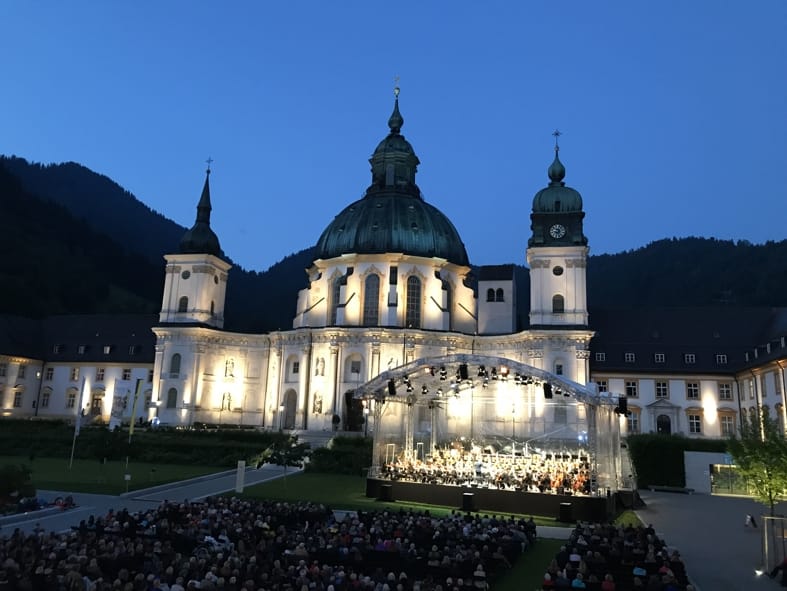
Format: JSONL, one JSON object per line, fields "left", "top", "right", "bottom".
{"left": 3, "top": 155, "right": 787, "bottom": 334}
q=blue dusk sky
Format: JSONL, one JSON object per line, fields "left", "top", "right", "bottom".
{"left": 1, "top": 2, "right": 785, "bottom": 273}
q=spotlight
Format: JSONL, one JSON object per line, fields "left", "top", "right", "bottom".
{"left": 406, "top": 383, "right": 414, "bottom": 393}
{"left": 543, "top": 383, "right": 553, "bottom": 399}
{"left": 439, "top": 366, "right": 447, "bottom": 381}
{"left": 491, "top": 367, "right": 498, "bottom": 380}
{"left": 514, "top": 373, "right": 521, "bottom": 384}
{"left": 500, "top": 367, "right": 509, "bottom": 381}
{"left": 436, "top": 388, "right": 443, "bottom": 396}
{"left": 478, "top": 365, "right": 486, "bottom": 377}
{"left": 422, "top": 385, "right": 428, "bottom": 395}
{"left": 482, "top": 377, "right": 489, "bottom": 388}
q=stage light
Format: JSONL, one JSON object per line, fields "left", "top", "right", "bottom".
{"left": 406, "top": 383, "right": 414, "bottom": 393}
{"left": 491, "top": 367, "right": 498, "bottom": 380}
{"left": 436, "top": 388, "right": 443, "bottom": 396}
{"left": 439, "top": 366, "right": 447, "bottom": 381}
{"left": 478, "top": 365, "right": 486, "bottom": 377}
{"left": 482, "top": 377, "right": 489, "bottom": 388}
{"left": 421, "top": 385, "right": 428, "bottom": 395}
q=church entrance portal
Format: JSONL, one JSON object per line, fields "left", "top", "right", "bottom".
{"left": 657, "top": 414, "right": 672, "bottom": 434}
{"left": 283, "top": 390, "right": 297, "bottom": 430}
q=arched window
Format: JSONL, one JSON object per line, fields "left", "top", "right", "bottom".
{"left": 486, "top": 288, "right": 495, "bottom": 302}
{"left": 496, "top": 288, "right": 504, "bottom": 302}
{"left": 405, "top": 276, "right": 421, "bottom": 328}
{"left": 444, "top": 282, "right": 453, "bottom": 331}
{"left": 210, "top": 301, "right": 215, "bottom": 316}
{"left": 166, "top": 388, "right": 178, "bottom": 409}
{"left": 363, "top": 274, "right": 380, "bottom": 326}
{"left": 552, "top": 294, "right": 565, "bottom": 313}
{"left": 169, "top": 353, "right": 181, "bottom": 376}
{"left": 330, "top": 277, "right": 342, "bottom": 325}
{"left": 178, "top": 296, "right": 188, "bottom": 313}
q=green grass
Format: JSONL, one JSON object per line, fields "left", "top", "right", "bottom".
{"left": 613, "top": 509, "right": 643, "bottom": 527}
{"left": 1, "top": 455, "right": 227, "bottom": 495}
{"left": 240, "top": 472, "right": 564, "bottom": 526}
{"left": 495, "top": 538, "right": 564, "bottom": 591}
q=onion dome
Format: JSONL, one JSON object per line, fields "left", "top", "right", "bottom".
{"left": 314, "top": 91, "right": 469, "bottom": 266}
{"left": 531, "top": 148, "right": 584, "bottom": 213}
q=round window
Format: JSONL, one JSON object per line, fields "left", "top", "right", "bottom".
{"left": 552, "top": 266, "right": 564, "bottom": 276}
{"left": 214, "top": 275, "right": 219, "bottom": 284}
{"left": 181, "top": 270, "right": 191, "bottom": 280}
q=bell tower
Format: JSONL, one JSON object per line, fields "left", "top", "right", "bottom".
{"left": 527, "top": 132, "right": 588, "bottom": 328}
{"left": 159, "top": 164, "right": 231, "bottom": 328}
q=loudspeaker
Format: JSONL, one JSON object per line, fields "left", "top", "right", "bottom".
{"left": 459, "top": 364, "right": 469, "bottom": 380}
{"left": 543, "top": 383, "right": 553, "bottom": 399}
{"left": 387, "top": 379, "right": 396, "bottom": 397}
{"left": 617, "top": 396, "right": 628, "bottom": 414}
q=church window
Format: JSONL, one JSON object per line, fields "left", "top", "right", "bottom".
{"left": 350, "top": 360, "right": 361, "bottom": 375}
{"left": 486, "top": 288, "right": 495, "bottom": 302}
{"left": 627, "top": 410, "right": 640, "bottom": 434}
{"left": 495, "top": 288, "right": 504, "bottom": 302}
{"left": 552, "top": 294, "right": 564, "bottom": 313}
{"left": 330, "top": 277, "right": 342, "bottom": 325}
{"left": 405, "top": 276, "right": 421, "bottom": 328}
{"left": 720, "top": 414, "right": 735, "bottom": 436}
{"left": 169, "top": 354, "right": 181, "bottom": 376}
{"left": 166, "top": 388, "right": 178, "bottom": 409}
{"left": 688, "top": 413, "right": 702, "bottom": 434}
{"left": 178, "top": 296, "right": 188, "bottom": 313}
{"left": 363, "top": 275, "right": 380, "bottom": 325}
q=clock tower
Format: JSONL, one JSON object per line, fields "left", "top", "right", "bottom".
{"left": 527, "top": 135, "right": 588, "bottom": 327}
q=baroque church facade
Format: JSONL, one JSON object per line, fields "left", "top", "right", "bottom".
{"left": 2, "top": 93, "right": 787, "bottom": 442}
{"left": 152, "top": 93, "right": 594, "bottom": 433}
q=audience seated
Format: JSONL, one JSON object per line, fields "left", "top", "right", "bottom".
{"left": 0, "top": 496, "right": 537, "bottom": 591}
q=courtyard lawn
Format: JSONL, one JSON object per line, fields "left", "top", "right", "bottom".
{"left": 240, "top": 471, "right": 562, "bottom": 527}
{"left": 0, "top": 455, "right": 228, "bottom": 495}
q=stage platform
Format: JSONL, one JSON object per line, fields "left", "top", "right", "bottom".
{"left": 366, "top": 478, "right": 613, "bottom": 522}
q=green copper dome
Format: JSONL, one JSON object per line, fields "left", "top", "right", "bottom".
{"left": 180, "top": 169, "right": 222, "bottom": 257}
{"left": 532, "top": 150, "right": 583, "bottom": 213}
{"left": 314, "top": 96, "right": 469, "bottom": 267}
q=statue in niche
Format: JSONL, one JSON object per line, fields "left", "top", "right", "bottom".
{"left": 315, "top": 357, "right": 325, "bottom": 377}
{"left": 312, "top": 392, "right": 323, "bottom": 414}
{"left": 225, "top": 358, "right": 235, "bottom": 378}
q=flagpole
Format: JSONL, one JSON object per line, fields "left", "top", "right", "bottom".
{"left": 126, "top": 378, "right": 143, "bottom": 470}
{"left": 69, "top": 376, "right": 87, "bottom": 469}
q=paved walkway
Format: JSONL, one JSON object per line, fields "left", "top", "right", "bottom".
{"left": 0, "top": 463, "right": 297, "bottom": 535}
{"left": 635, "top": 491, "right": 786, "bottom": 591}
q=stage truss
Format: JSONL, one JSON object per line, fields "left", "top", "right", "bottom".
{"left": 353, "top": 354, "right": 623, "bottom": 493}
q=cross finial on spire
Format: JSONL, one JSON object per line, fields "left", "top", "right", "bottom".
{"left": 552, "top": 129, "right": 561, "bottom": 152}
{"left": 394, "top": 75, "right": 400, "bottom": 98}
{"left": 205, "top": 157, "right": 213, "bottom": 174}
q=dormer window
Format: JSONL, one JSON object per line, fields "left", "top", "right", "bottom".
{"left": 78, "top": 345, "right": 87, "bottom": 355}
{"left": 103, "top": 345, "right": 112, "bottom": 355}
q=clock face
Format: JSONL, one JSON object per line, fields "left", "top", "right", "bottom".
{"left": 549, "top": 224, "right": 566, "bottom": 239}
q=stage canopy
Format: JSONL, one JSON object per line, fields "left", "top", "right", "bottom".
{"left": 354, "top": 354, "right": 623, "bottom": 493}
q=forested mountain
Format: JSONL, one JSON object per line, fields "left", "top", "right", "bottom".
{"left": 2, "top": 156, "right": 786, "bottom": 334}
